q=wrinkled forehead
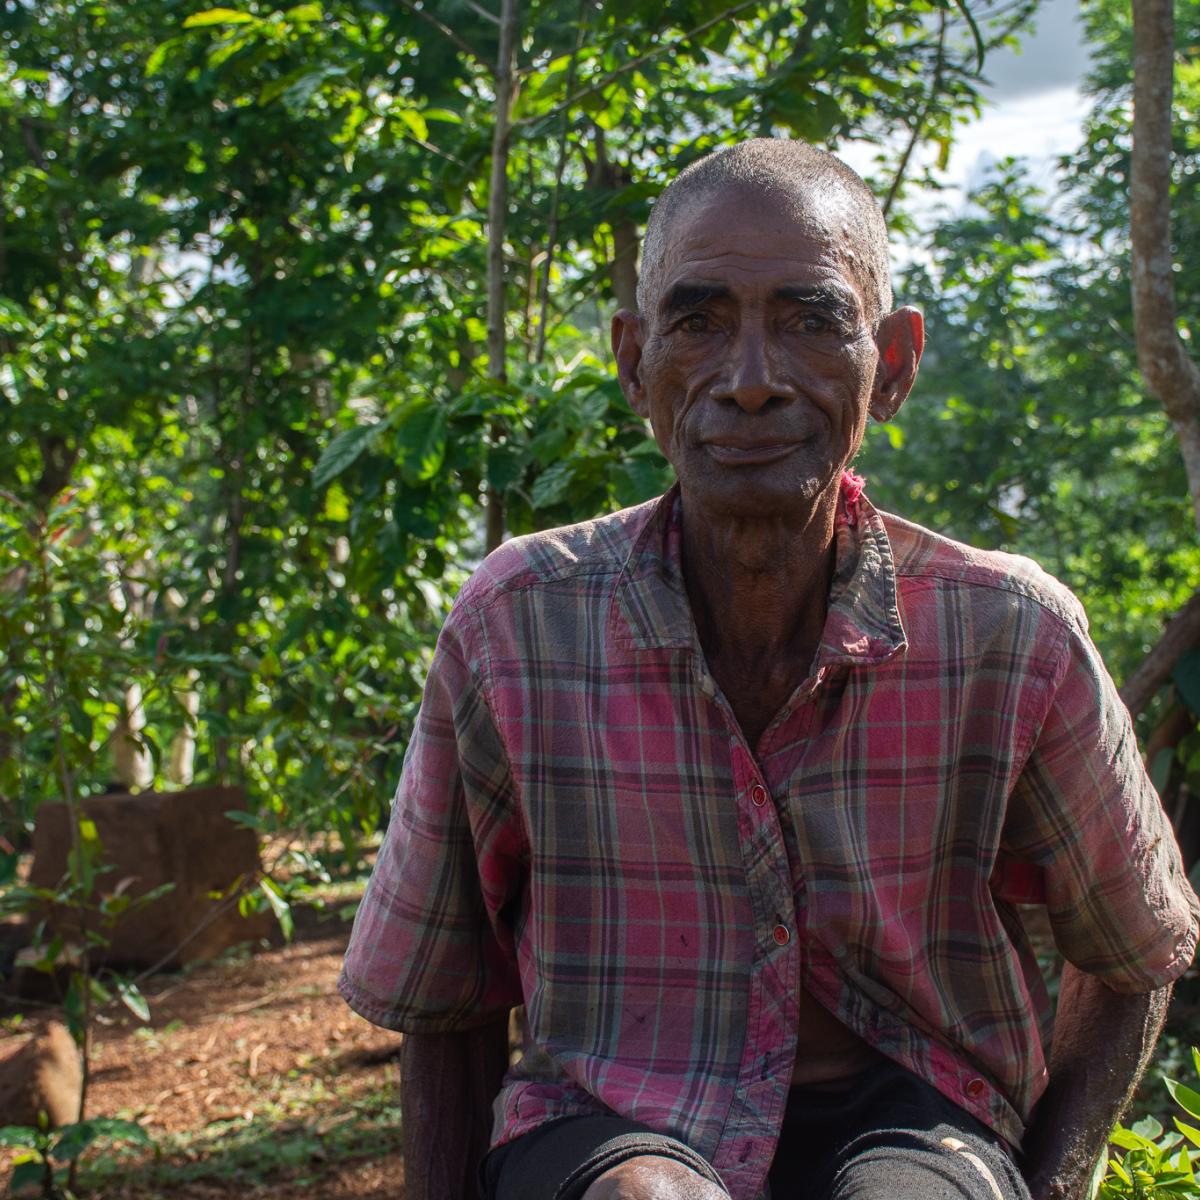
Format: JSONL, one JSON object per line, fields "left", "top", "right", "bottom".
{"left": 654, "top": 181, "right": 880, "bottom": 311}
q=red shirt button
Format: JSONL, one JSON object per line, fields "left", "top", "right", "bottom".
{"left": 751, "top": 783, "right": 768, "bottom": 807}
{"left": 965, "top": 1078, "right": 986, "bottom": 1099}
{"left": 772, "top": 924, "right": 790, "bottom": 946}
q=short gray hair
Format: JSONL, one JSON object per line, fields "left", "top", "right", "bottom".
{"left": 637, "top": 139, "right": 893, "bottom": 321}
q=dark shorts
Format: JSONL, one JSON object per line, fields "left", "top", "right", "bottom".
{"left": 482, "top": 1059, "right": 1032, "bottom": 1200}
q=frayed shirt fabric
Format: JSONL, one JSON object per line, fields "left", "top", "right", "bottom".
{"left": 339, "top": 483, "right": 1200, "bottom": 1200}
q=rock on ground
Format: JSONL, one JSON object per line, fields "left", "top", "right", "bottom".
{"left": 28, "top": 787, "right": 272, "bottom": 969}
{"left": 0, "top": 1021, "right": 81, "bottom": 1129}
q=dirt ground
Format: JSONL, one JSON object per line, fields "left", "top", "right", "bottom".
{"left": 1, "top": 904, "right": 408, "bottom": 1198}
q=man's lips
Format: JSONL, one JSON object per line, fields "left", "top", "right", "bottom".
{"left": 701, "top": 440, "right": 802, "bottom": 466}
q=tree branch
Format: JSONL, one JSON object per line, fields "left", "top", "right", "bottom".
{"left": 883, "top": 9, "right": 947, "bottom": 218}
{"left": 1120, "top": 588, "right": 1200, "bottom": 719}
{"left": 460, "top": 0, "right": 501, "bottom": 25}
{"left": 395, "top": 0, "right": 489, "bottom": 69}
{"left": 513, "top": 0, "right": 760, "bottom": 128}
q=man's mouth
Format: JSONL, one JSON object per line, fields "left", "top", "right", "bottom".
{"left": 701, "top": 440, "right": 802, "bottom": 466}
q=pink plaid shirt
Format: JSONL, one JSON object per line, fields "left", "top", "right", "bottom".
{"left": 340, "top": 480, "right": 1199, "bottom": 1200}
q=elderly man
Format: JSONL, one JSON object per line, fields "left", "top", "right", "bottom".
{"left": 339, "top": 140, "right": 1199, "bottom": 1200}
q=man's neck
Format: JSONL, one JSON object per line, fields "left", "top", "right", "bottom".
{"left": 678, "top": 485, "right": 839, "bottom": 742}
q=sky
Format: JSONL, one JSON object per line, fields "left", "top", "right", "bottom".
{"left": 952, "top": 0, "right": 1093, "bottom": 194}
{"left": 839, "top": 0, "right": 1095, "bottom": 226}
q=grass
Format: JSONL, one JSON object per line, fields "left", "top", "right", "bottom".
{"left": 81, "top": 1074, "right": 403, "bottom": 1193}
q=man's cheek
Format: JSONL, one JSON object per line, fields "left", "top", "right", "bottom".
{"left": 643, "top": 338, "right": 691, "bottom": 379}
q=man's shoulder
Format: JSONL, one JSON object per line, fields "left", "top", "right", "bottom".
{"left": 879, "top": 508, "right": 1087, "bottom": 632}
{"left": 457, "top": 495, "right": 662, "bottom": 613}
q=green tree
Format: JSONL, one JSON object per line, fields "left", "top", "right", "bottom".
{"left": 856, "top": 0, "right": 1200, "bottom": 861}
{"left": 0, "top": 0, "right": 1043, "bottom": 853}
{"left": 859, "top": 161, "right": 1197, "bottom": 691}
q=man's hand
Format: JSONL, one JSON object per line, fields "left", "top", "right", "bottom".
{"left": 1021, "top": 965, "right": 1170, "bottom": 1200}
{"left": 582, "top": 1156, "right": 730, "bottom": 1200}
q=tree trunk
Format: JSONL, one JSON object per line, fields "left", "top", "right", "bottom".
{"left": 588, "top": 126, "right": 640, "bottom": 312}
{"left": 168, "top": 671, "right": 200, "bottom": 787}
{"left": 1131, "top": 0, "right": 1200, "bottom": 532}
{"left": 1112, "top": 0, "right": 1200, "bottom": 721}
{"left": 34, "top": 436, "right": 80, "bottom": 507}
{"left": 533, "top": 0, "right": 588, "bottom": 363}
{"left": 485, "top": 0, "right": 519, "bottom": 554}
{"left": 111, "top": 682, "right": 153, "bottom": 791}
{"left": 610, "top": 217, "right": 640, "bottom": 313}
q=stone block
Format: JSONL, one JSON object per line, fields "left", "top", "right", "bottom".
{"left": 0, "top": 1022, "right": 81, "bottom": 1129}
{"left": 28, "top": 787, "right": 272, "bottom": 969}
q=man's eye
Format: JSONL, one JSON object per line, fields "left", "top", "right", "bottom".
{"left": 682, "top": 313, "right": 709, "bottom": 332}
{"left": 798, "top": 313, "right": 832, "bottom": 334}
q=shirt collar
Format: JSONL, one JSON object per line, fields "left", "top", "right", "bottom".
{"left": 609, "top": 475, "right": 908, "bottom": 667}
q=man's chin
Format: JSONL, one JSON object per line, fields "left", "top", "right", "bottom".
{"left": 676, "top": 468, "right": 839, "bottom": 522}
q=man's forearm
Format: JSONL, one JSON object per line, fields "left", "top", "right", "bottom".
{"left": 1021, "top": 964, "right": 1170, "bottom": 1200}
{"left": 400, "top": 1016, "right": 511, "bottom": 1200}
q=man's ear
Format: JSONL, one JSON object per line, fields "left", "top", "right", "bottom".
{"left": 869, "top": 306, "right": 924, "bottom": 423}
{"left": 611, "top": 309, "right": 647, "bottom": 417}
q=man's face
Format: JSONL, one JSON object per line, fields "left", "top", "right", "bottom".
{"left": 614, "top": 185, "right": 918, "bottom": 522}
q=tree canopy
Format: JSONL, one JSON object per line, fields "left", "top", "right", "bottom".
{"left": 2, "top": 0, "right": 1049, "bottom": 850}
{"left": 5, "top": 0, "right": 1200, "bottom": 869}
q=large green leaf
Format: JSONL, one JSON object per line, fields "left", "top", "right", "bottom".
{"left": 9, "top": 1161, "right": 46, "bottom": 1192}
{"left": 258, "top": 877, "right": 294, "bottom": 941}
{"left": 182, "top": 7, "right": 254, "bottom": 27}
{"left": 1173, "top": 649, "right": 1200, "bottom": 718}
{"left": 114, "top": 976, "right": 151, "bottom": 1022}
{"left": 1166, "top": 1078, "right": 1200, "bottom": 1123}
{"left": 394, "top": 402, "right": 447, "bottom": 484}
{"left": 0, "top": 1127, "right": 40, "bottom": 1149}
{"left": 531, "top": 460, "right": 578, "bottom": 509}
{"left": 50, "top": 1117, "right": 150, "bottom": 1162}
{"left": 313, "top": 422, "right": 386, "bottom": 489}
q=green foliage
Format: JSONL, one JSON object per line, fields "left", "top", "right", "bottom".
{"left": 860, "top": 156, "right": 1199, "bottom": 693}
{"left": 6, "top": 0, "right": 1200, "bottom": 1192}
{"left": 0, "top": 16, "right": 1047, "bottom": 1183}
{"left": 1096, "top": 1049, "right": 1200, "bottom": 1199}
{"left": 855, "top": 0, "right": 1200, "bottom": 735}
{"left": 73, "top": 1078, "right": 403, "bottom": 1192}
{"left": 0, "top": 0, "right": 1027, "bottom": 851}
{"left": 1, "top": 1117, "right": 150, "bottom": 1199}
{"left": 0, "top": 490, "right": 186, "bottom": 825}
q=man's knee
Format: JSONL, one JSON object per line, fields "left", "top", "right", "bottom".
{"left": 829, "top": 1131, "right": 1021, "bottom": 1200}
{"left": 485, "top": 1117, "right": 730, "bottom": 1200}
{"left": 582, "top": 1155, "right": 731, "bottom": 1200}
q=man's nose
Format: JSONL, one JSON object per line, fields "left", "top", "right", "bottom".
{"left": 718, "top": 327, "right": 793, "bottom": 414}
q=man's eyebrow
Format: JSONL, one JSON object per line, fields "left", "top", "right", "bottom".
{"left": 773, "top": 285, "right": 859, "bottom": 321}
{"left": 660, "top": 282, "right": 731, "bottom": 316}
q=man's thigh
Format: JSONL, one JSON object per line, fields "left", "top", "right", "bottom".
{"left": 770, "top": 1062, "right": 1030, "bottom": 1200}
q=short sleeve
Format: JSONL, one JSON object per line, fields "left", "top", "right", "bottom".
{"left": 338, "top": 602, "right": 525, "bottom": 1031}
{"left": 1006, "top": 619, "right": 1200, "bottom": 993}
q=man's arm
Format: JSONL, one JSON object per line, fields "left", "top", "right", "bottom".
{"left": 1020, "top": 963, "right": 1171, "bottom": 1200}
{"left": 400, "top": 1017, "right": 511, "bottom": 1200}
